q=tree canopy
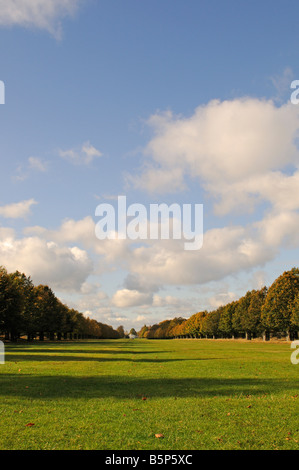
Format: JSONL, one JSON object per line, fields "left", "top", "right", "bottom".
{"left": 0, "top": 266, "right": 121, "bottom": 341}
{"left": 138, "top": 269, "right": 299, "bottom": 341}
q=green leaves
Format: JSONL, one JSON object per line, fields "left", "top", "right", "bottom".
{"left": 142, "top": 269, "right": 299, "bottom": 339}
{"left": 261, "top": 268, "right": 299, "bottom": 334}
{"left": 0, "top": 266, "right": 121, "bottom": 341}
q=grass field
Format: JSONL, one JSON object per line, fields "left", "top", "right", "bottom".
{"left": 0, "top": 338, "right": 298, "bottom": 450}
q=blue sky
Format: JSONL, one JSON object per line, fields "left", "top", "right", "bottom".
{"left": 1, "top": 0, "right": 299, "bottom": 330}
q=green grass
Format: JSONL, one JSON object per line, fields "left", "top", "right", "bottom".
{"left": 0, "top": 339, "right": 298, "bottom": 450}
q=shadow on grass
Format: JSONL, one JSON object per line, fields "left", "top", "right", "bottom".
{"left": 5, "top": 349, "right": 170, "bottom": 356}
{"left": 4, "top": 353, "right": 201, "bottom": 363}
{"left": 0, "top": 374, "right": 297, "bottom": 399}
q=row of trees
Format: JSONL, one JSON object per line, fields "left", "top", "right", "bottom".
{"left": 0, "top": 266, "right": 122, "bottom": 341}
{"left": 138, "top": 268, "right": 299, "bottom": 341}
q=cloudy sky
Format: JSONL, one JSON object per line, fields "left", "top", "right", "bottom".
{"left": 1, "top": 0, "right": 299, "bottom": 330}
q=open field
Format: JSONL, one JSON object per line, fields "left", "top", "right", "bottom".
{"left": 0, "top": 339, "right": 298, "bottom": 450}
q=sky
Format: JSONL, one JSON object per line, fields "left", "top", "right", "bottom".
{"left": 1, "top": 0, "right": 299, "bottom": 330}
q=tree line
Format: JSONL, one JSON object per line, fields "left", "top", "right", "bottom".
{"left": 0, "top": 266, "right": 123, "bottom": 341}
{"left": 138, "top": 268, "right": 299, "bottom": 341}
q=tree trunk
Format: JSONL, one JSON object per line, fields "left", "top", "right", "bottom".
{"left": 263, "top": 331, "right": 270, "bottom": 341}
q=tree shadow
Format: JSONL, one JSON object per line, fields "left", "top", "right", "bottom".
{"left": 4, "top": 353, "right": 202, "bottom": 363}
{"left": 6, "top": 348, "right": 170, "bottom": 356}
{"left": 0, "top": 374, "right": 297, "bottom": 399}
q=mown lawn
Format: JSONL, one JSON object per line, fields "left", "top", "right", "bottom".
{"left": 0, "top": 339, "right": 298, "bottom": 450}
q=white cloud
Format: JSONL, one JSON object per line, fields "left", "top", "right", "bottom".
{"left": 75, "top": 290, "right": 108, "bottom": 311}
{"left": 256, "top": 210, "right": 299, "bottom": 248}
{"left": 79, "top": 281, "right": 102, "bottom": 296}
{"left": 59, "top": 141, "right": 103, "bottom": 165}
{"left": 0, "top": 199, "right": 37, "bottom": 219}
{"left": 23, "top": 213, "right": 276, "bottom": 289}
{"left": 111, "top": 289, "right": 153, "bottom": 308}
{"left": 19, "top": 195, "right": 299, "bottom": 308}
{"left": 122, "top": 225, "right": 275, "bottom": 288}
{"left": 208, "top": 291, "right": 237, "bottom": 309}
{"left": 135, "top": 315, "right": 147, "bottom": 322}
{"left": 0, "top": 233, "right": 93, "bottom": 291}
{"left": 125, "top": 165, "right": 185, "bottom": 194}
{"left": 28, "top": 156, "right": 48, "bottom": 172}
{"left": 24, "top": 215, "right": 132, "bottom": 275}
{"left": 129, "top": 98, "right": 299, "bottom": 215}
{"left": 0, "top": 0, "right": 83, "bottom": 38}
{"left": 270, "top": 67, "right": 294, "bottom": 103}
{"left": 15, "top": 156, "right": 49, "bottom": 181}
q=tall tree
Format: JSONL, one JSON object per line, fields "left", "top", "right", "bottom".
{"left": 232, "top": 291, "right": 252, "bottom": 338}
{"left": 10, "top": 271, "right": 35, "bottom": 340}
{"left": 33, "top": 285, "right": 59, "bottom": 341}
{"left": 261, "top": 268, "right": 299, "bottom": 339}
{"left": 184, "top": 311, "right": 207, "bottom": 338}
{"left": 0, "top": 267, "right": 24, "bottom": 341}
{"left": 244, "top": 287, "right": 267, "bottom": 338}
{"left": 291, "top": 293, "right": 299, "bottom": 334}
{"left": 219, "top": 302, "right": 236, "bottom": 338}
{"left": 129, "top": 328, "right": 138, "bottom": 336}
{"left": 202, "top": 309, "right": 221, "bottom": 338}
{"left": 116, "top": 325, "right": 125, "bottom": 338}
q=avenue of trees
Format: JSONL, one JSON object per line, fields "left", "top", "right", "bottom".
{"left": 0, "top": 266, "right": 122, "bottom": 341}
{"left": 138, "top": 268, "right": 299, "bottom": 341}
{"left": 2, "top": 265, "right": 299, "bottom": 343}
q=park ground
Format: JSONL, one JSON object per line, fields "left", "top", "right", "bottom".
{"left": 0, "top": 338, "right": 298, "bottom": 450}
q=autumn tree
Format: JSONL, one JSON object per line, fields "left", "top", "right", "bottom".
{"left": 261, "top": 268, "right": 299, "bottom": 340}
{"left": 232, "top": 291, "right": 252, "bottom": 338}
{"left": 0, "top": 267, "right": 24, "bottom": 341}
{"left": 184, "top": 311, "right": 207, "bottom": 338}
{"left": 244, "top": 287, "right": 267, "bottom": 338}
{"left": 10, "top": 271, "right": 35, "bottom": 340}
{"left": 33, "top": 285, "right": 61, "bottom": 341}
{"left": 218, "top": 302, "right": 236, "bottom": 338}
{"left": 138, "top": 325, "right": 149, "bottom": 338}
{"left": 129, "top": 328, "right": 138, "bottom": 336}
{"left": 167, "top": 317, "right": 186, "bottom": 338}
{"left": 116, "top": 325, "right": 125, "bottom": 338}
{"left": 202, "top": 309, "right": 221, "bottom": 338}
{"left": 291, "top": 293, "right": 299, "bottom": 335}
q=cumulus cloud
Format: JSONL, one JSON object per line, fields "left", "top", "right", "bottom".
{"left": 256, "top": 210, "right": 299, "bottom": 248}
{"left": 28, "top": 156, "right": 48, "bottom": 172}
{"left": 0, "top": 233, "right": 93, "bottom": 291}
{"left": 0, "top": 199, "right": 37, "bottom": 219}
{"left": 23, "top": 212, "right": 277, "bottom": 289}
{"left": 15, "top": 157, "right": 49, "bottom": 181}
{"left": 123, "top": 273, "right": 160, "bottom": 294}
{"left": 19, "top": 183, "right": 299, "bottom": 306}
{"left": 208, "top": 291, "right": 237, "bottom": 309}
{"left": 129, "top": 98, "right": 299, "bottom": 215}
{"left": 111, "top": 289, "right": 153, "bottom": 308}
{"left": 59, "top": 142, "right": 103, "bottom": 165}
{"left": 270, "top": 67, "right": 294, "bottom": 103}
{"left": 122, "top": 225, "right": 276, "bottom": 288}
{"left": 0, "top": 0, "right": 83, "bottom": 38}
{"left": 75, "top": 290, "right": 108, "bottom": 312}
